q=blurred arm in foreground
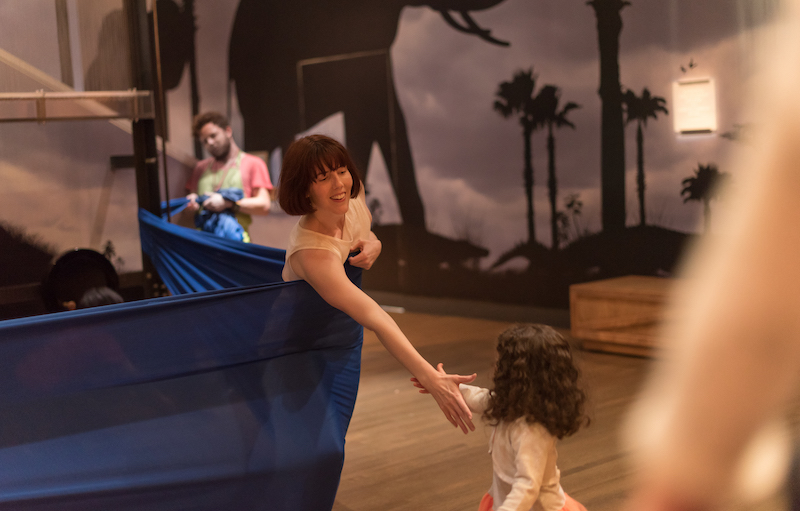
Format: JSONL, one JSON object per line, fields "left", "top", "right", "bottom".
{"left": 625, "top": 2, "right": 800, "bottom": 509}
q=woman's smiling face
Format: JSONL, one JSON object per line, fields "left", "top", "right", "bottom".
{"left": 308, "top": 165, "right": 353, "bottom": 216}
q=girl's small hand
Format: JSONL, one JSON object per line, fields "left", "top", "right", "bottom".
{"left": 416, "top": 363, "right": 477, "bottom": 434}
{"left": 348, "top": 238, "right": 382, "bottom": 269}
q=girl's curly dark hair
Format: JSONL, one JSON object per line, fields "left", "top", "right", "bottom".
{"left": 484, "top": 324, "right": 589, "bottom": 439}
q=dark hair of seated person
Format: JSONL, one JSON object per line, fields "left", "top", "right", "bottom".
{"left": 77, "top": 287, "right": 124, "bottom": 309}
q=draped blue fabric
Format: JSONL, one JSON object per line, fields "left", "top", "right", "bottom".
{"left": 0, "top": 207, "right": 364, "bottom": 510}
{"left": 140, "top": 201, "right": 286, "bottom": 294}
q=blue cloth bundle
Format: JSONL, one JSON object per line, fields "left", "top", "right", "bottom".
{"left": 193, "top": 188, "right": 247, "bottom": 241}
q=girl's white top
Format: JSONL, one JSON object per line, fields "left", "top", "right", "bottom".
{"left": 460, "top": 384, "right": 566, "bottom": 511}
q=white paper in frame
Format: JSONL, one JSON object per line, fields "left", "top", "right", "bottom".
{"left": 672, "top": 78, "right": 717, "bottom": 134}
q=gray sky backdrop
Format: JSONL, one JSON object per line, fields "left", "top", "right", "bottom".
{"left": 0, "top": 0, "right": 782, "bottom": 272}
{"left": 179, "top": 0, "right": 776, "bottom": 268}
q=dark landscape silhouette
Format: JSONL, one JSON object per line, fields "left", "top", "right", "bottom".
{"left": 228, "top": 0, "right": 509, "bottom": 231}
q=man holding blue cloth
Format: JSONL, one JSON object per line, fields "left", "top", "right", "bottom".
{"left": 185, "top": 112, "right": 272, "bottom": 242}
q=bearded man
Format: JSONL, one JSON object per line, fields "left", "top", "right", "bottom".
{"left": 185, "top": 112, "right": 272, "bottom": 241}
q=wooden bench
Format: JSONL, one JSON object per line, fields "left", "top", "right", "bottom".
{"left": 569, "top": 275, "right": 674, "bottom": 357}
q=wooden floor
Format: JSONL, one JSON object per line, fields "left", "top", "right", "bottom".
{"left": 332, "top": 311, "right": 654, "bottom": 511}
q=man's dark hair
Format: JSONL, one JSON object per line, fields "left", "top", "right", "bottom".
{"left": 192, "top": 111, "right": 230, "bottom": 138}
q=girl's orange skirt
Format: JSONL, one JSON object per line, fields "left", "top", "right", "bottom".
{"left": 478, "top": 492, "right": 587, "bottom": 511}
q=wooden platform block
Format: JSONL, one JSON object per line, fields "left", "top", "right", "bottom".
{"left": 570, "top": 275, "right": 675, "bottom": 356}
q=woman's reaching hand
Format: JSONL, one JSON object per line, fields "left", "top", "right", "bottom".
{"left": 412, "top": 363, "right": 476, "bottom": 434}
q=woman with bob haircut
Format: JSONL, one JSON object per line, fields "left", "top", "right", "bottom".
{"left": 279, "top": 134, "right": 476, "bottom": 433}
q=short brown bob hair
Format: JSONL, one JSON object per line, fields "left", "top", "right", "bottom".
{"left": 278, "top": 134, "right": 362, "bottom": 216}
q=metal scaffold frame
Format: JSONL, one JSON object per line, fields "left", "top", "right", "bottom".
{"left": 0, "top": 89, "right": 154, "bottom": 123}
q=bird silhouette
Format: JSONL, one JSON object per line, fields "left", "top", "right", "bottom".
{"left": 680, "top": 58, "right": 698, "bottom": 74}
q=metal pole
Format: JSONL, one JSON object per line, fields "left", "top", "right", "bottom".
{"left": 185, "top": 0, "right": 203, "bottom": 160}
{"left": 151, "top": 0, "right": 171, "bottom": 221}
{"left": 54, "top": 0, "right": 74, "bottom": 87}
{"left": 125, "top": 0, "right": 163, "bottom": 298}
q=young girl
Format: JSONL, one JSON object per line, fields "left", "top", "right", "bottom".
{"left": 415, "top": 323, "right": 589, "bottom": 511}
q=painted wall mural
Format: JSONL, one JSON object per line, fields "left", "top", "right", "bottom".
{"left": 0, "top": 0, "right": 781, "bottom": 311}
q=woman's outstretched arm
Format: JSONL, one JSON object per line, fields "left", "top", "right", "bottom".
{"left": 291, "top": 248, "right": 476, "bottom": 433}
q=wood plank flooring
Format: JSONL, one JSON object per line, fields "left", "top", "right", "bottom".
{"left": 332, "top": 311, "right": 654, "bottom": 511}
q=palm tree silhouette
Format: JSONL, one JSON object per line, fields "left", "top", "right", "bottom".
{"left": 494, "top": 69, "right": 540, "bottom": 244}
{"left": 681, "top": 163, "right": 729, "bottom": 232}
{"left": 588, "top": 0, "right": 630, "bottom": 232}
{"left": 623, "top": 87, "right": 668, "bottom": 226}
{"left": 534, "top": 85, "right": 580, "bottom": 250}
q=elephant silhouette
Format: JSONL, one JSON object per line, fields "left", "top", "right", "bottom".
{"left": 229, "top": 0, "right": 508, "bottom": 229}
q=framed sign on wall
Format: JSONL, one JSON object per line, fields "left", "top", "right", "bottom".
{"left": 672, "top": 78, "right": 717, "bottom": 135}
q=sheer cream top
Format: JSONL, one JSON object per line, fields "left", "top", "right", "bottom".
{"left": 282, "top": 189, "right": 371, "bottom": 282}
